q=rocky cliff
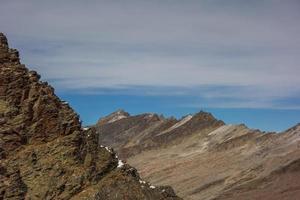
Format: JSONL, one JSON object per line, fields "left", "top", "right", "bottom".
{"left": 95, "top": 111, "right": 300, "bottom": 200}
{"left": 0, "top": 33, "right": 181, "bottom": 200}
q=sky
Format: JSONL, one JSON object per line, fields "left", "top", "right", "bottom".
{"left": 1, "top": 0, "right": 300, "bottom": 132}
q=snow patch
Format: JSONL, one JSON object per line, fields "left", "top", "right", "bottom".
{"left": 144, "top": 113, "right": 154, "bottom": 119}
{"left": 107, "top": 114, "right": 127, "bottom": 123}
{"left": 105, "top": 146, "right": 112, "bottom": 153}
{"left": 160, "top": 115, "right": 193, "bottom": 134}
{"left": 98, "top": 144, "right": 124, "bottom": 169}
{"left": 117, "top": 160, "right": 124, "bottom": 168}
{"left": 100, "top": 145, "right": 113, "bottom": 153}
{"left": 208, "top": 124, "right": 233, "bottom": 136}
{"left": 173, "top": 115, "right": 193, "bottom": 129}
{"left": 83, "top": 127, "right": 90, "bottom": 131}
{"left": 61, "top": 101, "right": 69, "bottom": 105}
{"left": 150, "top": 185, "right": 156, "bottom": 189}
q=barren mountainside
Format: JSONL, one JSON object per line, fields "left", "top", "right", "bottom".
{"left": 95, "top": 110, "right": 300, "bottom": 200}
{"left": 0, "top": 33, "right": 181, "bottom": 200}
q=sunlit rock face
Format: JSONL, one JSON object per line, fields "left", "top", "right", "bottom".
{"left": 0, "top": 33, "right": 181, "bottom": 200}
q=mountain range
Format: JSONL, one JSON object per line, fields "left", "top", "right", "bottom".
{"left": 1, "top": 32, "right": 300, "bottom": 200}
{"left": 95, "top": 109, "right": 300, "bottom": 200}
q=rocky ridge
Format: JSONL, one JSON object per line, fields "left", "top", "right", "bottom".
{"left": 0, "top": 33, "right": 181, "bottom": 200}
{"left": 95, "top": 111, "right": 224, "bottom": 159}
{"left": 95, "top": 110, "right": 300, "bottom": 200}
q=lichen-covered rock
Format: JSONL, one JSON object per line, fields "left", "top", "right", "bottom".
{"left": 0, "top": 33, "right": 182, "bottom": 200}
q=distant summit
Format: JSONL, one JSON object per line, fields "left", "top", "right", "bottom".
{"left": 95, "top": 110, "right": 224, "bottom": 158}
{"left": 97, "top": 109, "right": 130, "bottom": 125}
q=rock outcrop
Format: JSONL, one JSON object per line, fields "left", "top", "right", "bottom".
{"left": 0, "top": 33, "right": 181, "bottom": 200}
{"left": 95, "top": 110, "right": 300, "bottom": 200}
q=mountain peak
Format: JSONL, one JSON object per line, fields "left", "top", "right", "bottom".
{"left": 193, "top": 110, "right": 219, "bottom": 121}
{"left": 115, "top": 109, "right": 130, "bottom": 116}
{"left": 97, "top": 109, "right": 130, "bottom": 125}
{"left": 0, "top": 33, "right": 8, "bottom": 47}
{"left": 283, "top": 122, "right": 300, "bottom": 135}
{"left": 0, "top": 33, "right": 20, "bottom": 65}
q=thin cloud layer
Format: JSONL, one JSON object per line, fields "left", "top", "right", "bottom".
{"left": 1, "top": 0, "right": 300, "bottom": 109}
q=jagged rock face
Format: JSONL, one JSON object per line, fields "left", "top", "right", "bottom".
{"left": 0, "top": 33, "right": 181, "bottom": 200}
{"left": 96, "top": 111, "right": 300, "bottom": 200}
{"left": 0, "top": 34, "right": 20, "bottom": 65}
{"left": 0, "top": 33, "right": 81, "bottom": 156}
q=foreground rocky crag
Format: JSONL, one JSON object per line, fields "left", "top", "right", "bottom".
{"left": 0, "top": 33, "right": 181, "bottom": 200}
{"left": 96, "top": 110, "right": 300, "bottom": 200}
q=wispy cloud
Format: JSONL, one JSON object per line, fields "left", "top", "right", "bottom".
{"left": 1, "top": 0, "right": 300, "bottom": 109}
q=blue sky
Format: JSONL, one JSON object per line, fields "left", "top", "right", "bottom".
{"left": 59, "top": 93, "right": 300, "bottom": 132}
{"left": 1, "top": 0, "right": 300, "bottom": 132}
